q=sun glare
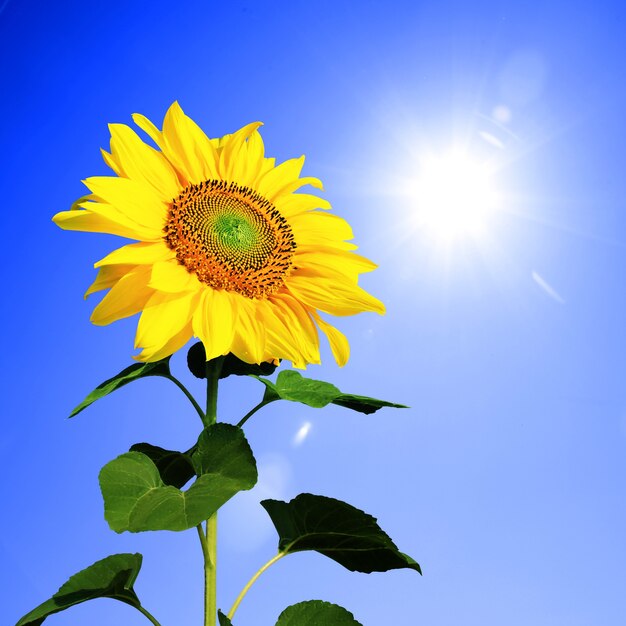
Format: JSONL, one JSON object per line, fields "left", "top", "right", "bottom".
{"left": 411, "top": 150, "right": 499, "bottom": 241}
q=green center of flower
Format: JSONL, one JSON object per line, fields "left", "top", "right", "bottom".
{"left": 164, "top": 180, "right": 296, "bottom": 298}
{"left": 213, "top": 213, "right": 266, "bottom": 256}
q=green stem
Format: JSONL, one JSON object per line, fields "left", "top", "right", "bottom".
{"left": 206, "top": 515, "right": 218, "bottom": 622}
{"left": 206, "top": 357, "right": 224, "bottom": 424}
{"left": 236, "top": 399, "right": 273, "bottom": 428}
{"left": 197, "top": 524, "right": 212, "bottom": 626}
{"left": 227, "top": 552, "right": 286, "bottom": 620}
{"left": 136, "top": 605, "right": 163, "bottom": 626}
{"left": 202, "top": 357, "right": 224, "bottom": 626}
{"left": 165, "top": 374, "right": 206, "bottom": 425}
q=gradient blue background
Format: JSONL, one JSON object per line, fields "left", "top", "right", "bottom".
{"left": 3, "top": 1, "right": 626, "bottom": 624}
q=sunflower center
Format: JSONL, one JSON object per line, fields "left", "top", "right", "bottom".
{"left": 164, "top": 180, "right": 296, "bottom": 298}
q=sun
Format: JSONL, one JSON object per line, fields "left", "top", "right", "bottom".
{"left": 411, "top": 149, "right": 499, "bottom": 241}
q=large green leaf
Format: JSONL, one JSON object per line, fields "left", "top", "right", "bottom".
{"left": 100, "top": 424, "right": 257, "bottom": 532}
{"left": 276, "top": 600, "right": 364, "bottom": 625}
{"left": 16, "top": 553, "right": 144, "bottom": 626}
{"left": 187, "top": 342, "right": 278, "bottom": 379}
{"left": 255, "top": 370, "right": 407, "bottom": 414}
{"left": 69, "top": 358, "right": 172, "bottom": 417}
{"left": 262, "top": 493, "right": 421, "bottom": 574}
{"left": 191, "top": 424, "right": 253, "bottom": 477}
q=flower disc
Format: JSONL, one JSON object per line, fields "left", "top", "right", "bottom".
{"left": 165, "top": 180, "right": 296, "bottom": 298}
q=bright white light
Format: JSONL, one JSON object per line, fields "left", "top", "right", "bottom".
{"left": 412, "top": 151, "right": 499, "bottom": 242}
{"left": 292, "top": 421, "right": 312, "bottom": 446}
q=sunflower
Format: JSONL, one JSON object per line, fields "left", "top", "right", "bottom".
{"left": 53, "top": 102, "right": 384, "bottom": 367}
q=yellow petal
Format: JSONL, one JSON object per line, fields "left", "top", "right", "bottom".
{"left": 83, "top": 176, "right": 167, "bottom": 233}
{"left": 109, "top": 123, "right": 180, "bottom": 200}
{"left": 259, "top": 300, "right": 317, "bottom": 369}
{"left": 256, "top": 155, "right": 304, "bottom": 200}
{"left": 311, "top": 312, "right": 350, "bottom": 367}
{"left": 85, "top": 264, "right": 135, "bottom": 298}
{"left": 269, "top": 292, "right": 319, "bottom": 364}
{"left": 274, "top": 193, "right": 331, "bottom": 218}
{"left": 286, "top": 276, "right": 385, "bottom": 316}
{"left": 135, "top": 320, "right": 193, "bottom": 363}
{"left": 101, "top": 148, "right": 125, "bottom": 177}
{"left": 243, "top": 129, "right": 266, "bottom": 185}
{"left": 273, "top": 176, "right": 323, "bottom": 199}
{"left": 95, "top": 242, "right": 174, "bottom": 268}
{"left": 219, "top": 122, "right": 263, "bottom": 182}
{"left": 257, "top": 156, "right": 276, "bottom": 181}
{"left": 69, "top": 194, "right": 96, "bottom": 211}
{"left": 162, "top": 101, "right": 220, "bottom": 183}
{"left": 192, "top": 289, "right": 236, "bottom": 360}
{"left": 149, "top": 260, "right": 199, "bottom": 293}
{"left": 289, "top": 211, "right": 354, "bottom": 246}
{"left": 135, "top": 290, "right": 198, "bottom": 352}
{"left": 133, "top": 322, "right": 191, "bottom": 363}
{"left": 229, "top": 295, "right": 266, "bottom": 364}
{"left": 293, "top": 248, "right": 377, "bottom": 280}
{"left": 90, "top": 266, "right": 152, "bottom": 325}
{"left": 132, "top": 113, "right": 165, "bottom": 149}
{"left": 53, "top": 203, "right": 161, "bottom": 241}
{"left": 291, "top": 263, "right": 352, "bottom": 284}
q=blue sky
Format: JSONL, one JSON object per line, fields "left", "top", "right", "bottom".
{"left": 3, "top": 1, "right": 626, "bottom": 624}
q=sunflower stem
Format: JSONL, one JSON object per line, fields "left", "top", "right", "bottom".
{"left": 202, "top": 356, "right": 224, "bottom": 626}
{"left": 165, "top": 374, "right": 206, "bottom": 425}
{"left": 197, "top": 524, "right": 212, "bottom": 626}
{"left": 205, "top": 357, "right": 223, "bottom": 424}
{"left": 136, "top": 605, "right": 164, "bottom": 626}
{"left": 236, "top": 399, "right": 273, "bottom": 428}
{"left": 226, "top": 552, "right": 286, "bottom": 620}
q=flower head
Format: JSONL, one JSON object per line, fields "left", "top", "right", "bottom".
{"left": 53, "top": 103, "right": 384, "bottom": 367}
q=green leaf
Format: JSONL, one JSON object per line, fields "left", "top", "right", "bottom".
{"left": 187, "top": 342, "right": 278, "bottom": 379}
{"left": 218, "top": 611, "right": 234, "bottom": 626}
{"left": 16, "top": 553, "right": 143, "bottom": 626}
{"left": 129, "top": 442, "right": 195, "bottom": 489}
{"left": 69, "top": 358, "right": 172, "bottom": 417}
{"left": 100, "top": 424, "right": 257, "bottom": 532}
{"left": 255, "top": 370, "right": 407, "bottom": 414}
{"left": 332, "top": 393, "right": 408, "bottom": 415}
{"left": 276, "top": 600, "right": 363, "bottom": 625}
{"left": 262, "top": 493, "right": 421, "bottom": 574}
{"left": 257, "top": 370, "right": 340, "bottom": 407}
{"left": 191, "top": 424, "right": 255, "bottom": 478}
